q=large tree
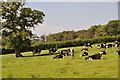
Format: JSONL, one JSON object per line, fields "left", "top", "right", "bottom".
{"left": 1, "top": 2, "right": 45, "bottom": 57}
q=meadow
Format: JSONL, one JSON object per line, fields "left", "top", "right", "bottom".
{"left": 1, "top": 43, "right": 119, "bottom": 78}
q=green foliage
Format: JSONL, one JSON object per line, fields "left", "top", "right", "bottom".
{"left": 32, "top": 35, "right": 120, "bottom": 50}
{"left": 46, "top": 20, "right": 120, "bottom": 42}
{"left": 104, "top": 20, "right": 120, "bottom": 36}
{"left": 1, "top": 2, "right": 45, "bottom": 56}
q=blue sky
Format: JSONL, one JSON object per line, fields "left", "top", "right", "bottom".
{"left": 25, "top": 2, "right": 118, "bottom": 36}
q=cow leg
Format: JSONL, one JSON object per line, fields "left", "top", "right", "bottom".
{"left": 38, "top": 52, "right": 40, "bottom": 55}
{"left": 63, "top": 56, "right": 65, "bottom": 59}
{"left": 49, "top": 51, "right": 52, "bottom": 54}
{"left": 33, "top": 53, "right": 34, "bottom": 56}
{"left": 72, "top": 53, "right": 74, "bottom": 59}
{"left": 90, "top": 46, "right": 92, "bottom": 48}
{"left": 33, "top": 52, "right": 35, "bottom": 56}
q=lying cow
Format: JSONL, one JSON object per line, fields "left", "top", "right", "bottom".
{"left": 53, "top": 54, "right": 64, "bottom": 59}
{"left": 80, "top": 52, "right": 88, "bottom": 57}
{"left": 85, "top": 52, "right": 103, "bottom": 61}
{"left": 81, "top": 48, "right": 88, "bottom": 51}
{"left": 84, "top": 43, "right": 92, "bottom": 48}
{"left": 32, "top": 49, "right": 41, "bottom": 56}
{"left": 49, "top": 48, "right": 57, "bottom": 54}
{"left": 59, "top": 49, "right": 74, "bottom": 59}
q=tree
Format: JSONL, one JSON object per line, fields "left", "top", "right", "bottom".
{"left": 1, "top": 2, "right": 45, "bottom": 57}
{"left": 104, "top": 20, "right": 120, "bottom": 36}
{"left": 31, "top": 34, "right": 40, "bottom": 44}
{"left": 40, "top": 35, "right": 46, "bottom": 43}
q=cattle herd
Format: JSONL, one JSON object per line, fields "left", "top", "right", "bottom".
{"left": 32, "top": 41, "right": 120, "bottom": 60}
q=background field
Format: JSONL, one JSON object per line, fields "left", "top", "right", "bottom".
{"left": 2, "top": 43, "right": 119, "bottom": 78}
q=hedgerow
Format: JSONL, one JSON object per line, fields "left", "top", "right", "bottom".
{"left": 2, "top": 35, "right": 120, "bottom": 54}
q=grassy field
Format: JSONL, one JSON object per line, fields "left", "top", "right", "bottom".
{"left": 1, "top": 43, "right": 119, "bottom": 78}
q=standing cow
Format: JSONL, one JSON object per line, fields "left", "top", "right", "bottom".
{"left": 116, "top": 50, "right": 120, "bottom": 58}
{"left": 97, "top": 43, "right": 106, "bottom": 49}
{"left": 84, "top": 43, "right": 92, "bottom": 48}
{"left": 115, "top": 41, "right": 120, "bottom": 47}
{"left": 106, "top": 44, "right": 114, "bottom": 48}
{"left": 32, "top": 49, "right": 41, "bottom": 56}
{"left": 49, "top": 48, "right": 57, "bottom": 54}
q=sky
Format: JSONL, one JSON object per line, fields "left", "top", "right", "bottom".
{"left": 25, "top": 2, "right": 118, "bottom": 36}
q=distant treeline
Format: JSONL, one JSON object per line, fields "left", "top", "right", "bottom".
{"left": 38, "top": 20, "right": 120, "bottom": 42}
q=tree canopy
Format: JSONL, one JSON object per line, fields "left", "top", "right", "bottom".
{"left": 1, "top": 2, "right": 45, "bottom": 57}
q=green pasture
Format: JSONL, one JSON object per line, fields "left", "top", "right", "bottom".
{"left": 1, "top": 43, "right": 119, "bottom": 78}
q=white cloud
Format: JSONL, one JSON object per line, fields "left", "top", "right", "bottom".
{"left": 31, "top": 23, "right": 65, "bottom": 36}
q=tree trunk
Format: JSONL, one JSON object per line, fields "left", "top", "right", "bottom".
{"left": 15, "top": 49, "right": 23, "bottom": 58}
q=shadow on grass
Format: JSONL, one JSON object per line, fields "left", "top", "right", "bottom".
{"left": 23, "top": 53, "right": 60, "bottom": 57}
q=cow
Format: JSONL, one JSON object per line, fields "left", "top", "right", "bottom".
{"left": 59, "top": 49, "right": 74, "bottom": 59}
{"left": 114, "top": 41, "right": 118, "bottom": 44}
{"left": 117, "top": 43, "right": 120, "bottom": 47}
{"left": 81, "top": 48, "right": 88, "bottom": 51}
{"left": 80, "top": 52, "right": 88, "bottom": 57}
{"left": 84, "top": 43, "right": 92, "bottom": 48}
{"left": 101, "top": 50, "right": 107, "bottom": 55}
{"left": 97, "top": 43, "right": 106, "bottom": 49}
{"left": 106, "top": 44, "right": 114, "bottom": 48}
{"left": 49, "top": 48, "right": 57, "bottom": 54}
{"left": 85, "top": 52, "right": 103, "bottom": 61}
{"left": 32, "top": 49, "right": 41, "bottom": 56}
{"left": 53, "top": 54, "right": 64, "bottom": 59}
{"left": 116, "top": 50, "right": 120, "bottom": 58}
{"left": 112, "top": 41, "right": 120, "bottom": 47}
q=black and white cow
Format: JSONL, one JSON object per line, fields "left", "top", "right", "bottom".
{"left": 59, "top": 49, "right": 74, "bottom": 59}
{"left": 49, "top": 48, "right": 57, "bottom": 54}
{"left": 114, "top": 41, "right": 118, "bottom": 44}
{"left": 53, "top": 54, "right": 64, "bottom": 59}
{"left": 81, "top": 48, "right": 88, "bottom": 51}
{"left": 106, "top": 44, "right": 114, "bottom": 48}
{"left": 111, "top": 41, "right": 120, "bottom": 47}
{"left": 84, "top": 43, "right": 92, "bottom": 48}
{"left": 32, "top": 49, "right": 41, "bottom": 56}
{"left": 97, "top": 43, "right": 106, "bottom": 49}
{"left": 85, "top": 52, "right": 103, "bottom": 61}
{"left": 80, "top": 52, "right": 88, "bottom": 57}
{"left": 116, "top": 50, "right": 120, "bottom": 58}
{"left": 100, "top": 50, "right": 107, "bottom": 55}
{"left": 117, "top": 43, "right": 120, "bottom": 47}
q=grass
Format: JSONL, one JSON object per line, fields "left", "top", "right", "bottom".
{"left": 1, "top": 43, "right": 119, "bottom": 78}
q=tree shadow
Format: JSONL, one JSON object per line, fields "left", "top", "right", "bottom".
{"left": 23, "top": 52, "right": 60, "bottom": 57}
